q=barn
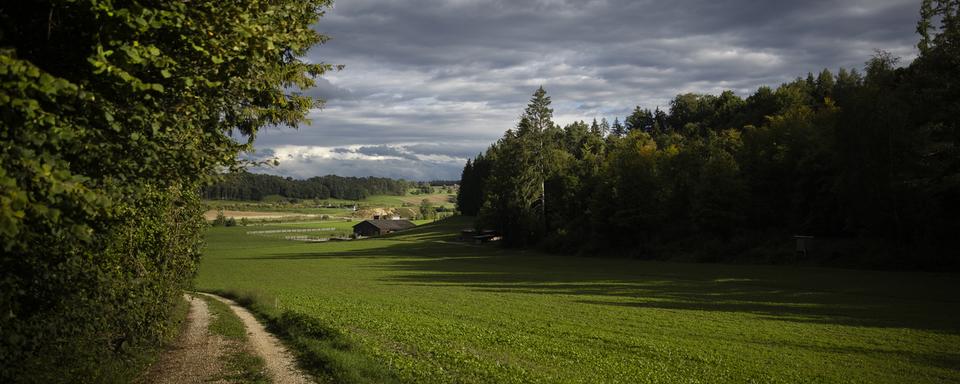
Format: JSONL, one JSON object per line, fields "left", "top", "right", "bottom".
{"left": 352, "top": 219, "right": 416, "bottom": 237}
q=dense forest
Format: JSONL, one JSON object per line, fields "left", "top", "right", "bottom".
{"left": 204, "top": 172, "right": 412, "bottom": 201}
{"left": 0, "top": 1, "right": 333, "bottom": 381}
{"left": 458, "top": 2, "right": 959, "bottom": 268}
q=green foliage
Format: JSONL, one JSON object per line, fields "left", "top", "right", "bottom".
{"left": 463, "top": 5, "right": 960, "bottom": 266}
{"left": 197, "top": 217, "right": 960, "bottom": 383}
{"left": 455, "top": 155, "right": 491, "bottom": 216}
{"left": 419, "top": 199, "right": 436, "bottom": 220}
{"left": 214, "top": 208, "right": 228, "bottom": 226}
{"left": 0, "top": 0, "right": 334, "bottom": 381}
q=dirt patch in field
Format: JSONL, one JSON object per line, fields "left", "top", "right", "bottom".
{"left": 203, "top": 210, "right": 312, "bottom": 221}
{"left": 352, "top": 207, "right": 397, "bottom": 219}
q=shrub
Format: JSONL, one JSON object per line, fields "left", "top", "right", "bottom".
{"left": 213, "top": 209, "right": 228, "bottom": 227}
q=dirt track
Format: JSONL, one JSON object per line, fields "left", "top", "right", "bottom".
{"left": 199, "top": 293, "right": 312, "bottom": 384}
{"left": 145, "top": 293, "right": 312, "bottom": 384}
{"left": 144, "top": 294, "right": 226, "bottom": 383}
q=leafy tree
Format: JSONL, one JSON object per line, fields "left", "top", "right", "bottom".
{"left": 692, "top": 139, "right": 747, "bottom": 239}
{"left": 419, "top": 199, "right": 436, "bottom": 220}
{"left": 594, "top": 131, "right": 665, "bottom": 252}
{"left": 0, "top": 0, "right": 335, "bottom": 381}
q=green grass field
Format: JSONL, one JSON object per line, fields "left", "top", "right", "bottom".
{"left": 237, "top": 220, "right": 434, "bottom": 240}
{"left": 196, "top": 217, "right": 960, "bottom": 383}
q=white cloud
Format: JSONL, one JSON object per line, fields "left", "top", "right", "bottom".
{"left": 248, "top": 143, "right": 479, "bottom": 180}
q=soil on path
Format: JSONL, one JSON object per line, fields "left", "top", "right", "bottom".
{"left": 145, "top": 293, "right": 312, "bottom": 384}
{"left": 199, "top": 293, "right": 313, "bottom": 384}
{"left": 144, "top": 294, "right": 227, "bottom": 384}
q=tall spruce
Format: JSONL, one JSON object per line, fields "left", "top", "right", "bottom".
{"left": 611, "top": 117, "right": 626, "bottom": 137}
{"left": 522, "top": 87, "right": 554, "bottom": 230}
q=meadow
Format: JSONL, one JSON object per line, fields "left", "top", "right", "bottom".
{"left": 196, "top": 217, "right": 960, "bottom": 383}
{"left": 238, "top": 220, "right": 433, "bottom": 241}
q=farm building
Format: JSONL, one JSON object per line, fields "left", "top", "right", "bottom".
{"left": 352, "top": 219, "right": 416, "bottom": 237}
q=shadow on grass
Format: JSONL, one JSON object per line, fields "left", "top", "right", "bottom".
{"left": 208, "top": 289, "right": 400, "bottom": 384}
{"left": 243, "top": 218, "right": 960, "bottom": 334}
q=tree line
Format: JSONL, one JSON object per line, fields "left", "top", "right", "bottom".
{"left": 204, "top": 171, "right": 412, "bottom": 201}
{"left": 0, "top": 0, "right": 333, "bottom": 381}
{"left": 458, "top": 1, "right": 959, "bottom": 268}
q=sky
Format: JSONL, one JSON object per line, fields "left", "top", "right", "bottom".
{"left": 248, "top": 0, "right": 921, "bottom": 181}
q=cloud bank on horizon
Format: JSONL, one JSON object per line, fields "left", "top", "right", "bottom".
{"left": 250, "top": 0, "right": 920, "bottom": 181}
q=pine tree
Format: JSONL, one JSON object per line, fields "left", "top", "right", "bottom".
{"left": 599, "top": 118, "right": 611, "bottom": 137}
{"left": 590, "top": 118, "right": 601, "bottom": 136}
{"left": 456, "top": 159, "right": 475, "bottom": 214}
{"left": 521, "top": 87, "right": 554, "bottom": 230}
{"left": 626, "top": 106, "right": 654, "bottom": 132}
{"left": 611, "top": 117, "right": 626, "bottom": 137}
{"left": 525, "top": 86, "right": 554, "bottom": 132}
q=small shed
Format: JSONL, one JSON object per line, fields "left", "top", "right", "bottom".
{"left": 352, "top": 219, "right": 416, "bottom": 237}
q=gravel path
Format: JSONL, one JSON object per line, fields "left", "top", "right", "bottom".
{"left": 199, "top": 292, "right": 313, "bottom": 384}
{"left": 145, "top": 294, "right": 226, "bottom": 384}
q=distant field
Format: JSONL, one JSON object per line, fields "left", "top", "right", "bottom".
{"left": 346, "top": 191, "right": 456, "bottom": 208}
{"left": 196, "top": 217, "right": 960, "bottom": 383}
{"left": 202, "top": 190, "right": 456, "bottom": 219}
{"left": 201, "top": 209, "right": 314, "bottom": 221}
{"left": 237, "top": 219, "right": 434, "bottom": 240}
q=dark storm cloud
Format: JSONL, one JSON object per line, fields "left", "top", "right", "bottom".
{"left": 255, "top": 0, "right": 920, "bottom": 180}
